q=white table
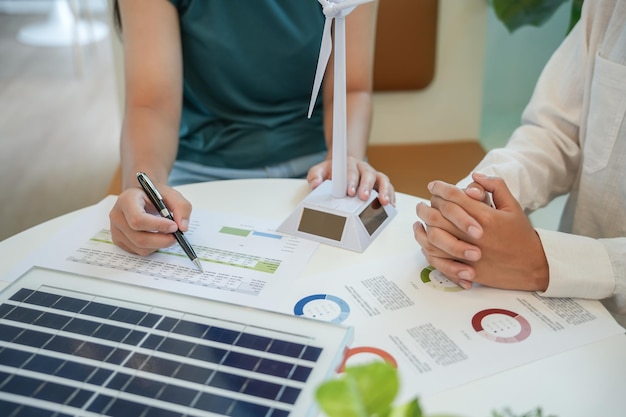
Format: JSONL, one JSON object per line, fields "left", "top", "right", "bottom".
{"left": 1, "top": 178, "right": 625, "bottom": 417}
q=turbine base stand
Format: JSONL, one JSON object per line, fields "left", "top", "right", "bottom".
{"left": 277, "top": 180, "right": 396, "bottom": 252}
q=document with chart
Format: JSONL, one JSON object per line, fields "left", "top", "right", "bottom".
{"left": 274, "top": 251, "right": 625, "bottom": 401}
{"left": 3, "top": 196, "right": 319, "bottom": 310}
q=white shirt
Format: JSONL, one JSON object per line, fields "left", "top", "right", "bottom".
{"left": 466, "top": 0, "right": 626, "bottom": 326}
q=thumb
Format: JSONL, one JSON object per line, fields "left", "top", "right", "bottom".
{"left": 471, "top": 172, "right": 516, "bottom": 210}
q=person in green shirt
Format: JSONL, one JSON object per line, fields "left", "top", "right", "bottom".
{"left": 109, "top": 0, "right": 395, "bottom": 256}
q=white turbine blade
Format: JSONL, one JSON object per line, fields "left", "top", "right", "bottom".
{"left": 329, "top": 0, "right": 375, "bottom": 12}
{"left": 308, "top": 16, "right": 333, "bottom": 118}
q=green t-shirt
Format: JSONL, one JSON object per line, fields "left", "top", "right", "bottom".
{"left": 169, "top": 0, "right": 326, "bottom": 169}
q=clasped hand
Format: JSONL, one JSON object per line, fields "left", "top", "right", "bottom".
{"left": 414, "top": 172, "right": 549, "bottom": 292}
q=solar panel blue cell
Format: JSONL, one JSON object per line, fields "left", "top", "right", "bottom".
{"left": 24, "top": 291, "right": 61, "bottom": 308}
{"left": 229, "top": 399, "right": 271, "bottom": 417}
{"left": 138, "top": 313, "right": 161, "bottom": 328}
{"left": 0, "top": 302, "right": 15, "bottom": 318}
{"left": 55, "top": 360, "right": 96, "bottom": 382}
{"left": 243, "top": 378, "right": 282, "bottom": 400}
{"left": 142, "top": 355, "right": 181, "bottom": 377}
{"left": 23, "top": 353, "right": 63, "bottom": 374}
{"left": 74, "top": 341, "right": 115, "bottom": 361}
{"left": 256, "top": 357, "right": 294, "bottom": 378}
{"left": 14, "top": 328, "right": 52, "bottom": 348}
{"left": 12, "top": 404, "right": 57, "bottom": 417}
{"left": 158, "top": 383, "right": 197, "bottom": 406}
{"left": 109, "top": 307, "right": 147, "bottom": 324}
{"left": 34, "top": 380, "right": 76, "bottom": 403}
{"left": 175, "top": 362, "right": 214, "bottom": 384}
{"left": 290, "top": 365, "right": 313, "bottom": 382}
{"left": 106, "top": 372, "right": 132, "bottom": 390}
{"left": 205, "top": 326, "right": 238, "bottom": 344}
{"left": 93, "top": 323, "right": 131, "bottom": 342}
{"left": 195, "top": 391, "right": 234, "bottom": 414}
{"left": 44, "top": 335, "right": 81, "bottom": 355}
{"left": 64, "top": 317, "right": 100, "bottom": 336}
{"left": 172, "top": 320, "right": 209, "bottom": 338}
{"left": 236, "top": 333, "right": 272, "bottom": 351}
{"left": 268, "top": 340, "right": 305, "bottom": 358}
{"left": 0, "top": 399, "right": 21, "bottom": 415}
{"left": 270, "top": 408, "right": 291, "bottom": 417}
{"left": 278, "top": 386, "right": 301, "bottom": 405}
{"left": 105, "top": 347, "right": 132, "bottom": 365}
{"left": 67, "top": 388, "right": 94, "bottom": 408}
{"left": 82, "top": 302, "right": 116, "bottom": 319}
{"left": 8, "top": 288, "right": 33, "bottom": 302}
{"left": 6, "top": 306, "right": 43, "bottom": 324}
{"left": 222, "top": 351, "right": 259, "bottom": 371}
{"left": 156, "top": 316, "right": 178, "bottom": 332}
{"left": 0, "top": 347, "right": 32, "bottom": 369}
{"left": 2, "top": 374, "right": 44, "bottom": 396}
{"left": 143, "top": 405, "right": 183, "bottom": 417}
{"left": 87, "top": 368, "right": 113, "bottom": 385}
{"left": 188, "top": 344, "right": 227, "bottom": 363}
{"left": 142, "top": 334, "right": 165, "bottom": 349}
{"left": 34, "top": 311, "right": 72, "bottom": 329}
{"left": 124, "top": 375, "right": 166, "bottom": 397}
{"left": 209, "top": 371, "right": 246, "bottom": 391}
{"left": 157, "top": 337, "right": 195, "bottom": 356}
{"left": 54, "top": 296, "right": 89, "bottom": 313}
{"left": 105, "top": 397, "right": 149, "bottom": 417}
{"left": 0, "top": 323, "right": 23, "bottom": 342}
{"left": 86, "top": 393, "right": 114, "bottom": 414}
{"left": 123, "top": 330, "right": 147, "bottom": 346}
{"left": 301, "top": 345, "right": 323, "bottom": 362}
{"left": 124, "top": 352, "right": 149, "bottom": 370}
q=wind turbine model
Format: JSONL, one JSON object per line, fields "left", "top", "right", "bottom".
{"left": 278, "top": 0, "right": 397, "bottom": 252}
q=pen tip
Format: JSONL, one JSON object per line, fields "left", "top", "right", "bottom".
{"left": 193, "top": 258, "right": 204, "bottom": 272}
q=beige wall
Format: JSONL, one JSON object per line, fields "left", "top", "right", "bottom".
{"left": 370, "top": 0, "right": 487, "bottom": 145}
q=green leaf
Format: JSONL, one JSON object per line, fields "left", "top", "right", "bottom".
{"left": 316, "top": 361, "right": 403, "bottom": 417}
{"left": 567, "top": 0, "right": 583, "bottom": 33}
{"left": 491, "top": 0, "right": 569, "bottom": 32}
{"left": 316, "top": 377, "right": 369, "bottom": 417}
{"left": 388, "top": 398, "right": 423, "bottom": 417}
{"left": 345, "top": 362, "right": 399, "bottom": 416}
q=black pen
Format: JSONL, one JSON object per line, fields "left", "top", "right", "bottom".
{"left": 136, "top": 172, "right": 204, "bottom": 272}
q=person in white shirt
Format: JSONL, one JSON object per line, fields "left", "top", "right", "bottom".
{"left": 414, "top": 0, "right": 626, "bottom": 328}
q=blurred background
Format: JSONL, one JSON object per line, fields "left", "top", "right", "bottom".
{"left": 0, "top": 0, "right": 571, "bottom": 241}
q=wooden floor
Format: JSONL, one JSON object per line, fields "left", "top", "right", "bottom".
{"left": 367, "top": 141, "right": 486, "bottom": 198}
{"left": 0, "top": 10, "right": 120, "bottom": 241}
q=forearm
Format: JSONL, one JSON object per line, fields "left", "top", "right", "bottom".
{"left": 120, "top": 106, "right": 180, "bottom": 190}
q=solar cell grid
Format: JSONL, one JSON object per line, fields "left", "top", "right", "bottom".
{"left": 0, "top": 269, "right": 353, "bottom": 417}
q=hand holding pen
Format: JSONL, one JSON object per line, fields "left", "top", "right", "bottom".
{"left": 136, "top": 172, "right": 204, "bottom": 272}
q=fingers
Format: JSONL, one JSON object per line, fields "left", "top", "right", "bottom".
{"left": 471, "top": 172, "right": 516, "bottom": 210}
{"left": 413, "top": 209, "right": 481, "bottom": 262}
{"left": 160, "top": 187, "right": 192, "bottom": 232}
{"left": 307, "top": 161, "right": 327, "bottom": 190}
{"left": 109, "top": 188, "right": 179, "bottom": 255}
{"left": 413, "top": 222, "right": 475, "bottom": 290}
{"left": 309, "top": 158, "right": 397, "bottom": 206}
{"left": 427, "top": 181, "right": 486, "bottom": 239}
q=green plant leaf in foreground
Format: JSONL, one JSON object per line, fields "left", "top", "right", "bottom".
{"left": 316, "top": 361, "right": 407, "bottom": 417}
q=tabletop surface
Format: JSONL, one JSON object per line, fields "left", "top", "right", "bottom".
{"left": 1, "top": 178, "right": 625, "bottom": 417}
